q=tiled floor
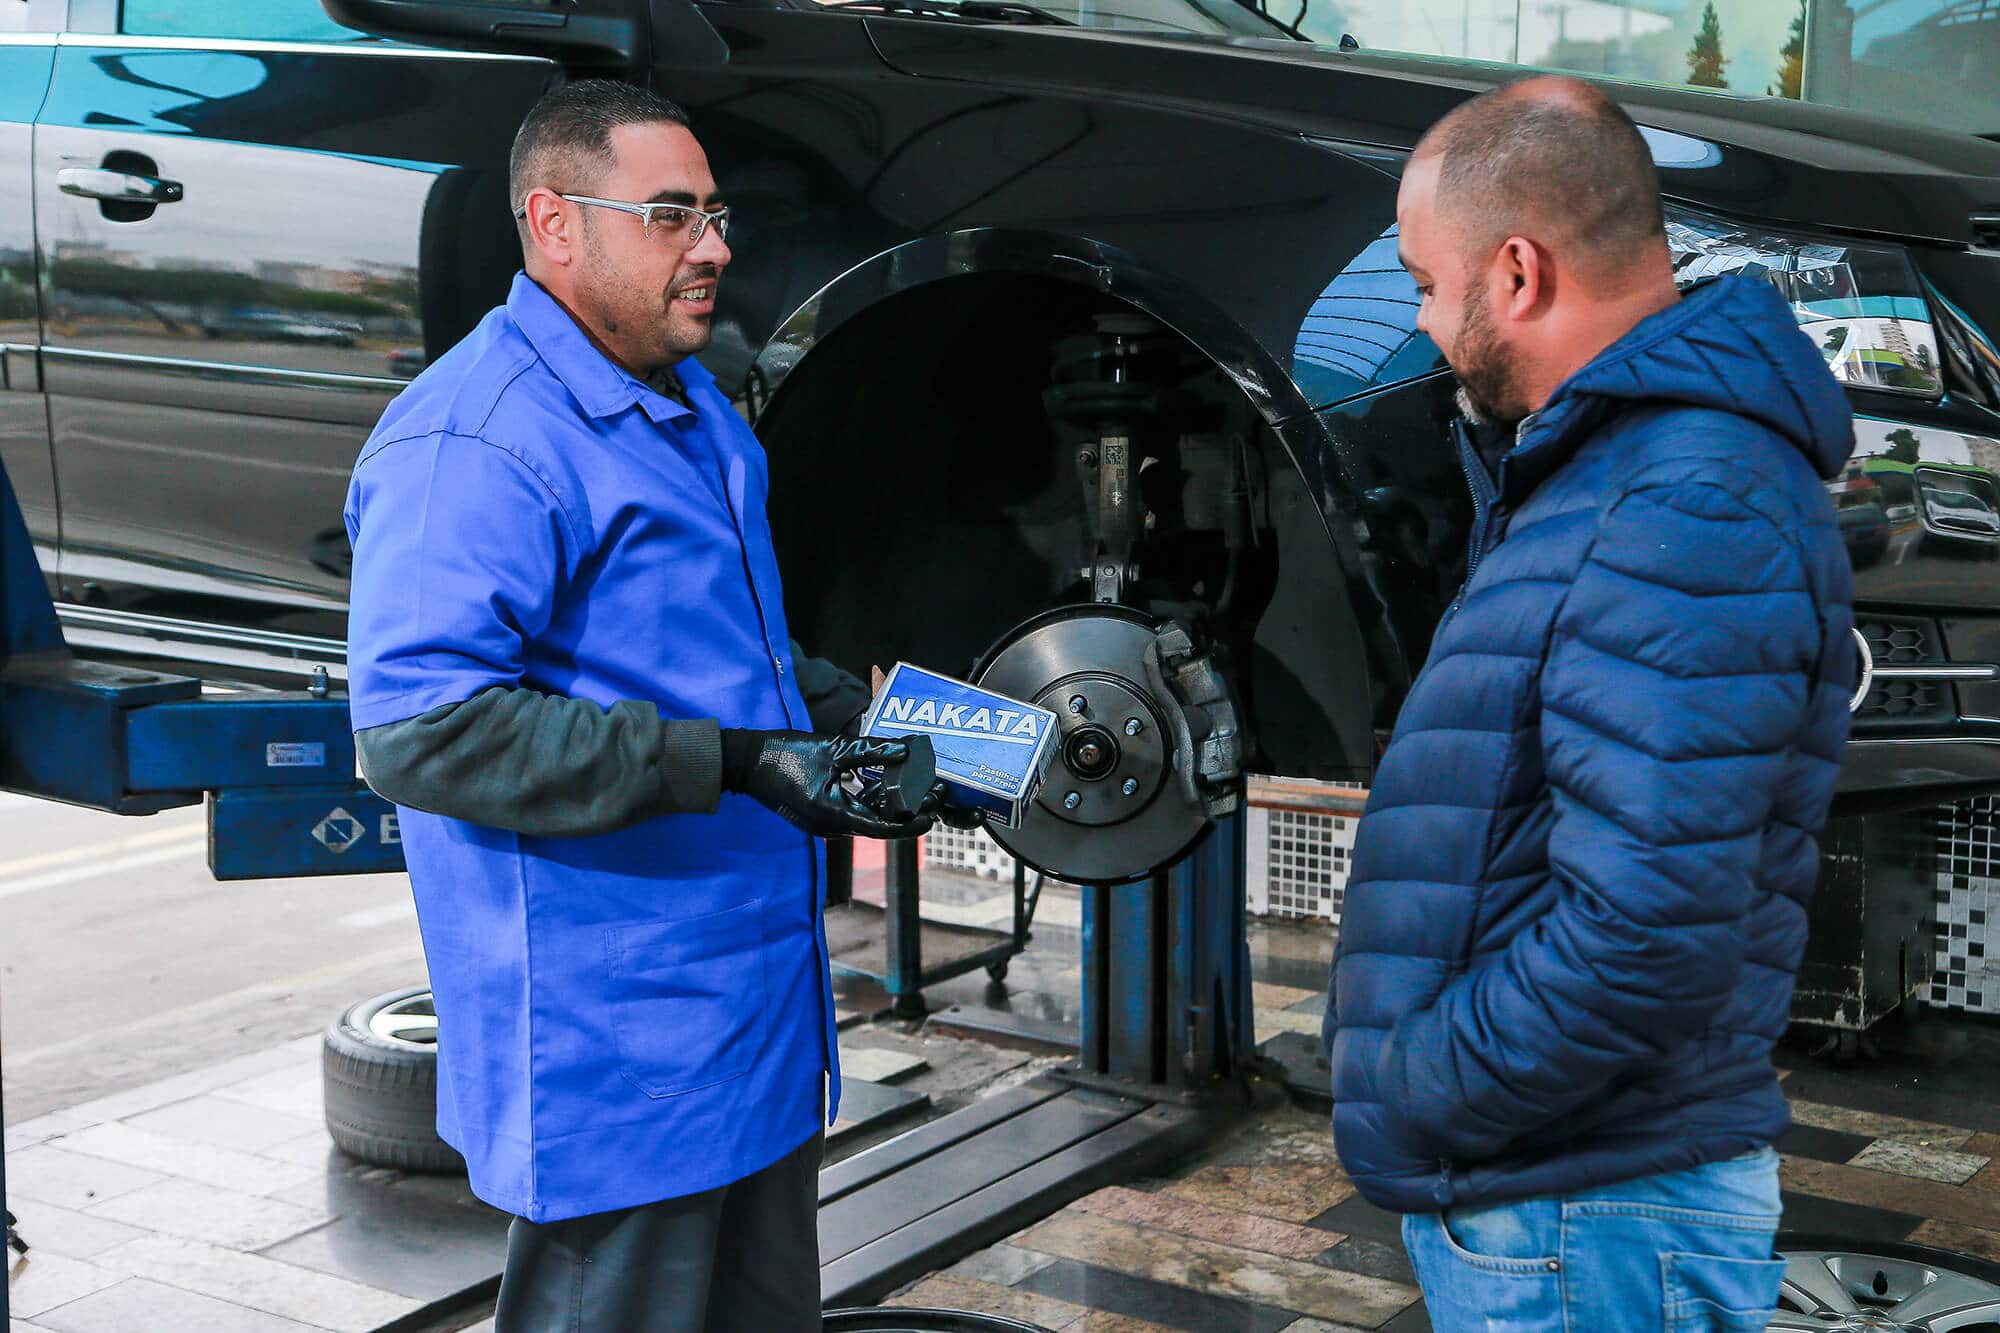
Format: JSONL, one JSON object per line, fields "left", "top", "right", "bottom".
{"left": 22, "top": 882, "right": 2000, "bottom": 1332}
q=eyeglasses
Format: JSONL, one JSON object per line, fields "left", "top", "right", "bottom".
{"left": 513, "top": 194, "right": 731, "bottom": 249}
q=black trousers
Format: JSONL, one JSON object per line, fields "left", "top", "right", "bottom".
{"left": 492, "top": 1131, "right": 823, "bottom": 1333}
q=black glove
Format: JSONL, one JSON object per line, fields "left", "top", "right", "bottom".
{"left": 721, "top": 730, "right": 932, "bottom": 840}
{"left": 920, "top": 782, "right": 987, "bottom": 831}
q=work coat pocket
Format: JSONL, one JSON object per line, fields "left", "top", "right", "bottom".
{"left": 606, "top": 899, "right": 768, "bottom": 1098}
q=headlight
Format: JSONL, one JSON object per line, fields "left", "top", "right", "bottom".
{"left": 1664, "top": 204, "right": 1943, "bottom": 398}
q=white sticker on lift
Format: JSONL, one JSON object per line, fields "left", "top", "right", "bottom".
{"left": 266, "top": 742, "right": 327, "bottom": 768}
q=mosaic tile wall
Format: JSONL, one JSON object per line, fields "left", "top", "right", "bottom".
{"left": 1934, "top": 796, "right": 2000, "bottom": 1015}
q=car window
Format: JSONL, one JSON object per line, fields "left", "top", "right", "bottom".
{"left": 120, "top": 0, "right": 366, "bottom": 42}
{"left": 1303, "top": 0, "right": 1999, "bottom": 138}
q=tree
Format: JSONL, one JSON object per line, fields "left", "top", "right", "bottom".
{"left": 1822, "top": 326, "right": 1849, "bottom": 356}
{"left": 1912, "top": 343, "right": 1939, "bottom": 386}
{"left": 1884, "top": 428, "right": 1923, "bottom": 465}
{"left": 1770, "top": 0, "right": 1806, "bottom": 98}
{"left": 1687, "top": 1, "right": 1729, "bottom": 88}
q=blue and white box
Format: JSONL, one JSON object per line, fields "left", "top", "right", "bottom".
{"left": 859, "top": 663, "right": 1058, "bottom": 829}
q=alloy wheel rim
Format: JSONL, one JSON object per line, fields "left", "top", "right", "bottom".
{"left": 1770, "top": 1247, "right": 2000, "bottom": 1331}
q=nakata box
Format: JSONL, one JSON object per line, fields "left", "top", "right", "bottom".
{"left": 858, "top": 663, "right": 1058, "bottom": 829}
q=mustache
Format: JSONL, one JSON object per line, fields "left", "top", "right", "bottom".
{"left": 669, "top": 268, "right": 722, "bottom": 295}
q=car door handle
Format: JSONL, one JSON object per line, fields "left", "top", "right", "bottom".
{"left": 57, "top": 167, "right": 183, "bottom": 204}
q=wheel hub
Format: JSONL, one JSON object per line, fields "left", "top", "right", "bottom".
{"left": 974, "top": 605, "right": 1239, "bottom": 883}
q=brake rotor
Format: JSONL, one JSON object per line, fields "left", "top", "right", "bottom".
{"left": 974, "top": 605, "right": 1232, "bottom": 884}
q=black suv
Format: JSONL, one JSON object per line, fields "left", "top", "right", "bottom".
{"left": 1, "top": 0, "right": 1997, "bottom": 879}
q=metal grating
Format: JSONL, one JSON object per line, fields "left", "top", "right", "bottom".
{"left": 1859, "top": 616, "right": 1937, "bottom": 665}
{"left": 1858, "top": 677, "right": 1949, "bottom": 721}
{"left": 924, "top": 824, "right": 1019, "bottom": 880}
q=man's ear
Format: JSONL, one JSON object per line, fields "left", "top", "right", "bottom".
{"left": 523, "top": 188, "right": 576, "bottom": 270}
{"left": 1497, "top": 235, "right": 1549, "bottom": 321}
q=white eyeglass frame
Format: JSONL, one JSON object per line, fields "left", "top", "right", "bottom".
{"left": 513, "top": 193, "right": 731, "bottom": 247}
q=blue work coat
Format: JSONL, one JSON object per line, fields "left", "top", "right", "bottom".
{"left": 344, "top": 272, "right": 837, "bottom": 1222}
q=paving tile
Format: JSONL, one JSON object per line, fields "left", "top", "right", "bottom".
{"left": 835, "top": 1008, "right": 867, "bottom": 1031}
{"left": 1777, "top": 1187, "right": 1923, "bottom": 1245}
{"left": 30, "top": 1276, "right": 332, "bottom": 1333}
{"left": 94, "top": 1235, "right": 420, "bottom": 1332}
{"left": 1307, "top": 1194, "right": 1405, "bottom": 1248}
{"left": 1774, "top": 1122, "right": 1872, "bottom": 1165}
{"left": 1315, "top": 1235, "right": 1416, "bottom": 1288}
{"left": 263, "top": 1130, "right": 341, "bottom": 1172}
{"left": 839, "top": 1047, "right": 929, "bottom": 1084}
{"left": 1909, "top": 1218, "right": 2000, "bottom": 1265}
{"left": 941, "top": 1243, "right": 1060, "bottom": 1287}
{"left": 213, "top": 1066, "right": 325, "bottom": 1122}
{"left": 51, "top": 1040, "right": 322, "bottom": 1132}
{"left": 87, "top": 1179, "right": 333, "bottom": 1252}
{"left": 1255, "top": 1010, "right": 1322, "bottom": 1039}
{"left": 2, "top": 1146, "right": 164, "bottom": 1212}
{"left": 1251, "top": 983, "right": 1320, "bottom": 1012}
{"left": 886, "top": 1274, "right": 1085, "bottom": 1327}
{"left": 1788, "top": 1098, "right": 1975, "bottom": 1151}
{"left": 1074, "top": 1186, "right": 1337, "bottom": 1261}
{"left": 1847, "top": 1138, "right": 1991, "bottom": 1185}
{"left": 1787, "top": 1149, "right": 2000, "bottom": 1224}
{"left": 1017, "top": 1209, "right": 1418, "bottom": 1326}
{"left": 0, "top": 1199, "right": 149, "bottom": 1261}
{"left": 1275, "top": 1318, "right": 1372, "bottom": 1332}
{"left": 1018, "top": 1257, "right": 1299, "bottom": 1332}
{"left": 1251, "top": 955, "right": 1334, "bottom": 993}
{"left": 258, "top": 1189, "right": 507, "bottom": 1304}
{"left": 1165, "top": 1165, "right": 1352, "bottom": 1223}
{"left": 49, "top": 1123, "right": 320, "bottom": 1197}
{"left": 1378, "top": 1303, "right": 1434, "bottom": 1332}
{"left": 0, "top": 1252, "right": 122, "bottom": 1319}
{"left": 3, "top": 1111, "right": 97, "bottom": 1155}
{"left": 1069, "top": 1313, "right": 1189, "bottom": 1333}
{"left": 124, "top": 1095, "right": 323, "bottom": 1155}
{"left": 13, "top": 1320, "right": 61, "bottom": 1332}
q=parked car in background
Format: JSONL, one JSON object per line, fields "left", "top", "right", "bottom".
{"left": 1, "top": 0, "right": 1998, "bottom": 882}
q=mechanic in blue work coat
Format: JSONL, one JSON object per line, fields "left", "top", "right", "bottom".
{"left": 343, "top": 82, "right": 970, "bottom": 1332}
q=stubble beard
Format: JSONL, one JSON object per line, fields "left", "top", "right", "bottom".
{"left": 1451, "top": 283, "right": 1523, "bottom": 430}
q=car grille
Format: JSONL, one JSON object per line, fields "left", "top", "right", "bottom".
{"left": 1855, "top": 614, "right": 1957, "bottom": 725}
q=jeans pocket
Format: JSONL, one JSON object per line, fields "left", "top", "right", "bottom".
{"left": 1434, "top": 1205, "right": 1563, "bottom": 1275}
{"left": 1662, "top": 1251, "right": 1786, "bottom": 1332}
{"left": 606, "top": 899, "right": 768, "bottom": 1098}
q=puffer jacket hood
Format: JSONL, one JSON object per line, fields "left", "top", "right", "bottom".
{"left": 1325, "top": 273, "right": 1856, "bottom": 1214}
{"left": 1522, "top": 275, "right": 1855, "bottom": 489}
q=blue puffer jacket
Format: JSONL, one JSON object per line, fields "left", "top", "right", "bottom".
{"left": 1324, "top": 275, "right": 1856, "bottom": 1214}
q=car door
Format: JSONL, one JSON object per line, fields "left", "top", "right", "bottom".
{"left": 1, "top": 16, "right": 57, "bottom": 591}
{"left": 36, "top": 0, "right": 554, "bottom": 676}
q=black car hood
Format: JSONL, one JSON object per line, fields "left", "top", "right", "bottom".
{"left": 867, "top": 21, "right": 2000, "bottom": 247}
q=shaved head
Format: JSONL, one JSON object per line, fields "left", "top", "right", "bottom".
{"left": 1415, "top": 76, "right": 1665, "bottom": 285}
{"left": 1397, "top": 75, "right": 1680, "bottom": 425}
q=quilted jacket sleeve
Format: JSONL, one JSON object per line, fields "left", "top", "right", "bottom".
{"left": 1376, "top": 473, "right": 1822, "bottom": 1161}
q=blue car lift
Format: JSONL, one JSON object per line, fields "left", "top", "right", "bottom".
{"left": 0, "top": 449, "right": 1261, "bottom": 1323}
{"left": 0, "top": 458, "right": 407, "bottom": 1326}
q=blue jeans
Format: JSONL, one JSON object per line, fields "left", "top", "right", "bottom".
{"left": 1401, "top": 1148, "right": 1785, "bottom": 1333}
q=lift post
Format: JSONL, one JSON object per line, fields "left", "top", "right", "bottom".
{"left": 0, "top": 458, "right": 406, "bottom": 1325}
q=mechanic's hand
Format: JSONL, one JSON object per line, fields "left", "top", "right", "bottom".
{"left": 921, "top": 782, "right": 986, "bottom": 831}
{"left": 724, "top": 730, "right": 933, "bottom": 840}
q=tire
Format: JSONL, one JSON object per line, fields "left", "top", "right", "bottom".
{"left": 322, "top": 986, "right": 464, "bottom": 1174}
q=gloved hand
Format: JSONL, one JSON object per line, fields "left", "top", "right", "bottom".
{"left": 721, "top": 730, "right": 933, "bottom": 839}
{"left": 920, "top": 782, "right": 986, "bottom": 831}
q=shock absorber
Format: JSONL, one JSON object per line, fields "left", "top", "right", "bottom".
{"left": 1044, "top": 313, "right": 1189, "bottom": 604}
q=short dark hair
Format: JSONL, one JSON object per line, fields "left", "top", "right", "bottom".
{"left": 1416, "top": 76, "right": 1664, "bottom": 282}
{"left": 509, "top": 80, "right": 691, "bottom": 216}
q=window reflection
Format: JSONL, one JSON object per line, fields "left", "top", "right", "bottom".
{"left": 1300, "top": 0, "right": 1999, "bottom": 137}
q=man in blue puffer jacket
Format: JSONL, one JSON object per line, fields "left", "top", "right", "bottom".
{"left": 1323, "top": 77, "right": 1855, "bottom": 1331}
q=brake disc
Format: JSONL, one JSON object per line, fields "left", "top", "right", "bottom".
{"left": 973, "top": 605, "right": 1241, "bottom": 884}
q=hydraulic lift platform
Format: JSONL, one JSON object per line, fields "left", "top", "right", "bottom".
{"left": 0, "top": 449, "right": 1262, "bottom": 1325}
